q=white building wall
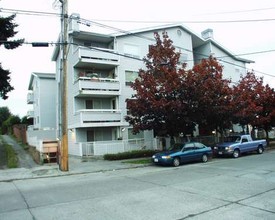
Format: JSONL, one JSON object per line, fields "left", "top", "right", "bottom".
{"left": 211, "top": 46, "right": 246, "bottom": 83}
{"left": 194, "top": 42, "right": 246, "bottom": 84}
{"left": 52, "top": 21, "right": 251, "bottom": 156}
{"left": 39, "top": 78, "right": 57, "bottom": 129}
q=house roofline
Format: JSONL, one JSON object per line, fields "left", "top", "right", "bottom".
{"left": 112, "top": 23, "right": 254, "bottom": 64}
{"left": 28, "top": 72, "right": 55, "bottom": 90}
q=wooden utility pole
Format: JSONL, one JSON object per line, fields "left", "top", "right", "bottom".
{"left": 59, "top": 0, "right": 69, "bottom": 171}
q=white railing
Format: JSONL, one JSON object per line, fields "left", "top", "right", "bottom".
{"left": 27, "top": 92, "right": 34, "bottom": 104}
{"left": 75, "top": 109, "right": 121, "bottom": 122}
{"left": 73, "top": 46, "right": 119, "bottom": 67}
{"left": 79, "top": 138, "right": 155, "bottom": 156}
{"left": 73, "top": 77, "right": 120, "bottom": 97}
{"left": 27, "top": 110, "right": 34, "bottom": 118}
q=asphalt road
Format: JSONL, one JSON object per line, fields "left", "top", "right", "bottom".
{"left": 0, "top": 150, "right": 275, "bottom": 220}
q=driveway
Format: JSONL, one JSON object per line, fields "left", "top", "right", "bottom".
{"left": 1, "top": 135, "right": 38, "bottom": 169}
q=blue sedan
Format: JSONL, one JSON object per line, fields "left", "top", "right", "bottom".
{"left": 152, "top": 142, "right": 213, "bottom": 167}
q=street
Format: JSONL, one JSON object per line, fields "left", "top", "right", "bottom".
{"left": 0, "top": 150, "right": 275, "bottom": 220}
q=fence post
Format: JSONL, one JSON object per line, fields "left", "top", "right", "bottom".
{"left": 79, "top": 142, "right": 83, "bottom": 157}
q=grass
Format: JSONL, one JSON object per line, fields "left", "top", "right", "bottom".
{"left": 122, "top": 158, "right": 152, "bottom": 165}
{"left": 5, "top": 144, "right": 18, "bottom": 168}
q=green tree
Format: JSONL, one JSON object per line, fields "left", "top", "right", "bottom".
{"left": 0, "top": 14, "right": 24, "bottom": 99}
{"left": 3, "top": 115, "right": 21, "bottom": 134}
{"left": 21, "top": 116, "right": 33, "bottom": 125}
{"left": 0, "top": 106, "right": 11, "bottom": 134}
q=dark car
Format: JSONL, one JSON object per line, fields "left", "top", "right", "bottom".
{"left": 152, "top": 142, "right": 212, "bottom": 167}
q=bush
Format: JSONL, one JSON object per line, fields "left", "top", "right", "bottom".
{"left": 104, "top": 149, "right": 156, "bottom": 161}
{"left": 5, "top": 144, "right": 18, "bottom": 168}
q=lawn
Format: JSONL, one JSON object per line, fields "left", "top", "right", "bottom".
{"left": 122, "top": 158, "right": 152, "bottom": 165}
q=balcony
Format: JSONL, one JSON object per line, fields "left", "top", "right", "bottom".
{"left": 27, "top": 110, "right": 34, "bottom": 119}
{"left": 27, "top": 92, "right": 34, "bottom": 104}
{"left": 73, "top": 109, "right": 126, "bottom": 128}
{"left": 73, "top": 46, "right": 119, "bottom": 69}
{"left": 74, "top": 77, "right": 120, "bottom": 97}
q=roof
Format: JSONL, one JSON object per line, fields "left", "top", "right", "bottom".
{"left": 28, "top": 72, "right": 55, "bottom": 90}
{"left": 112, "top": 23, "right": 254, "bottom": 64}
{"left": 51, "top": 31, "right": 114, "bottom": 61}
{"left": 206, "top": 39, "right": 254, "bottom": 64}
{"left": 51, "top": 20, "right": 253, "bottom": 64}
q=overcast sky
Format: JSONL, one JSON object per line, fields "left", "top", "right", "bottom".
{"left": 0, "top": 0, "right": 275, "bottom": 117}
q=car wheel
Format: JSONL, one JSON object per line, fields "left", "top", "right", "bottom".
{"left": 202, "top": 154, "right": 208, "bottom": 163}
{"left": 173, "top": 157, "right": 180, "bottom": 167}
{"left": 233, "top": 149, "right": 240, "bottom": 158}
{"left": 257, "top": 146, "right": 264, "bottom": 154}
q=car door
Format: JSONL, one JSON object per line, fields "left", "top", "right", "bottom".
{"left": 193, "top": 142, "right": 206, "bottom": 160}
{"left": 180, "top": 143, "right": 195, "bottom": 162}
{"left": 241, "top": 137, "right": 250, "bottom": 152}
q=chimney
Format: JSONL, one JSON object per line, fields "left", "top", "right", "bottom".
{"left": 201, "top": 28, "right": 214, "bottom": 40}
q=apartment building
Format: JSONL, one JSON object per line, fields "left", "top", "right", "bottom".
{"left": 52, "top": 14, "right": 252, "bottom": 156}
{"left": 26, "top": 72, "right": 57, "bottom": 147}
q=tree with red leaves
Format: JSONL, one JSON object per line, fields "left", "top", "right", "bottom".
{"left": 125, "top": 31, "right": 194, "bottom": 139}
{"left": 233, "top": 72, "right": 275, "bottom": 143}
{"left": 184, "top": 56, "right": 233, "bottom": 137}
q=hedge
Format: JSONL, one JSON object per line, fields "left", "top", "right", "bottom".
{"left": 103, "top": 149, "right": 157, "bottom": 161}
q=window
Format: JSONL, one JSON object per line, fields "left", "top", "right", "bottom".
{"left": 242, "top": 138, "right": 248, "bottom": 143}
{"left": 124, "top": 44, "right": 140, "bottom": 58}
{"left": 125, "top": 70, "right": 139, "bottom": 86}
{"left": 194, "top": 142, "right": 206, "bottom": 149}
{"left": 87, "top": 130, "right": 94, "bottom": 142}
{"left": 183, "top": 143, "right": 194, "bottom": 151}
{"left": 85, "top": 99, "right": 111, "bottom": 110}
{"left": 86, "top": 100, "right": 93, "bottom": 109}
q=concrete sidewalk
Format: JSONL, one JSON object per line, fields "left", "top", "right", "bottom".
{"left": 0, "top": 156, "right": 151, "bottom": 182}
{"left": 0, "top": 134, "right": 151, "bottom": 182}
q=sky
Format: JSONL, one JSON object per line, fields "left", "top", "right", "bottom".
{"left": 0, "top": 0, "right": 275, "bottom": 117}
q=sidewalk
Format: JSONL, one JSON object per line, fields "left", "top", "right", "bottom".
{"left": 0, "top": 156, "right": 151, "bottom": 182}
{"left": 0, "top": 134, "right": 152, "bottom": 182}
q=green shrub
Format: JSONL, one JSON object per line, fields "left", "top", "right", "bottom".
{"left": 104, "top": 149, "right": 156, "bottom": 161}
{"left": 5, "top": 144, "right": 18, "bottom": 168}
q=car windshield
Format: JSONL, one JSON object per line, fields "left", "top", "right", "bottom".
{"left": 168, "top": 143, "right": 184, "bottom": 151}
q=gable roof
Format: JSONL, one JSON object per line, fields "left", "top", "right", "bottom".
{"left": 112, "top": 23, "right": 254, "bottom": 64}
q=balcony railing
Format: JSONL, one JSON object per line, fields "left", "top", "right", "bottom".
{"left": 27, "top": 110, "right": 34, "bottom": 118}
{"left": 74, "top": 77, "right": 120, "bottom": 97}
{"left": 27, "top": 92, "right": 34, "bottom": 104}
{"left": 78, "top": 139, "right": 155, "bottom": 156}
{"left": 73, "top": 109, "right": 124, "bottom": 127}
{"left": 73, "top": 46, "right": 119, "bottom": 68}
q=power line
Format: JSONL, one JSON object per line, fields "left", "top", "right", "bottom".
{"left": 0, "top": 7, "right": 60, "bottom": 17}
{"left": 199, "top": 6, "right": 275, "bottom": 15}
{"left": 80, "top": 18, "right": 275, "bottom": 24}
{"left": 1, "top": 8, "right": 274, "bottom": 78}
{"left": 75, "top": 17, "right": 275, "bottom": 78}
{"left": 2, "top": 7, "right": 275, "bottom": 23}
{"left": 1, "top": 37, "right": 275, "bottom": 79}
{"left": 218, "top": 49, "right": 275, "bottom": 58}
